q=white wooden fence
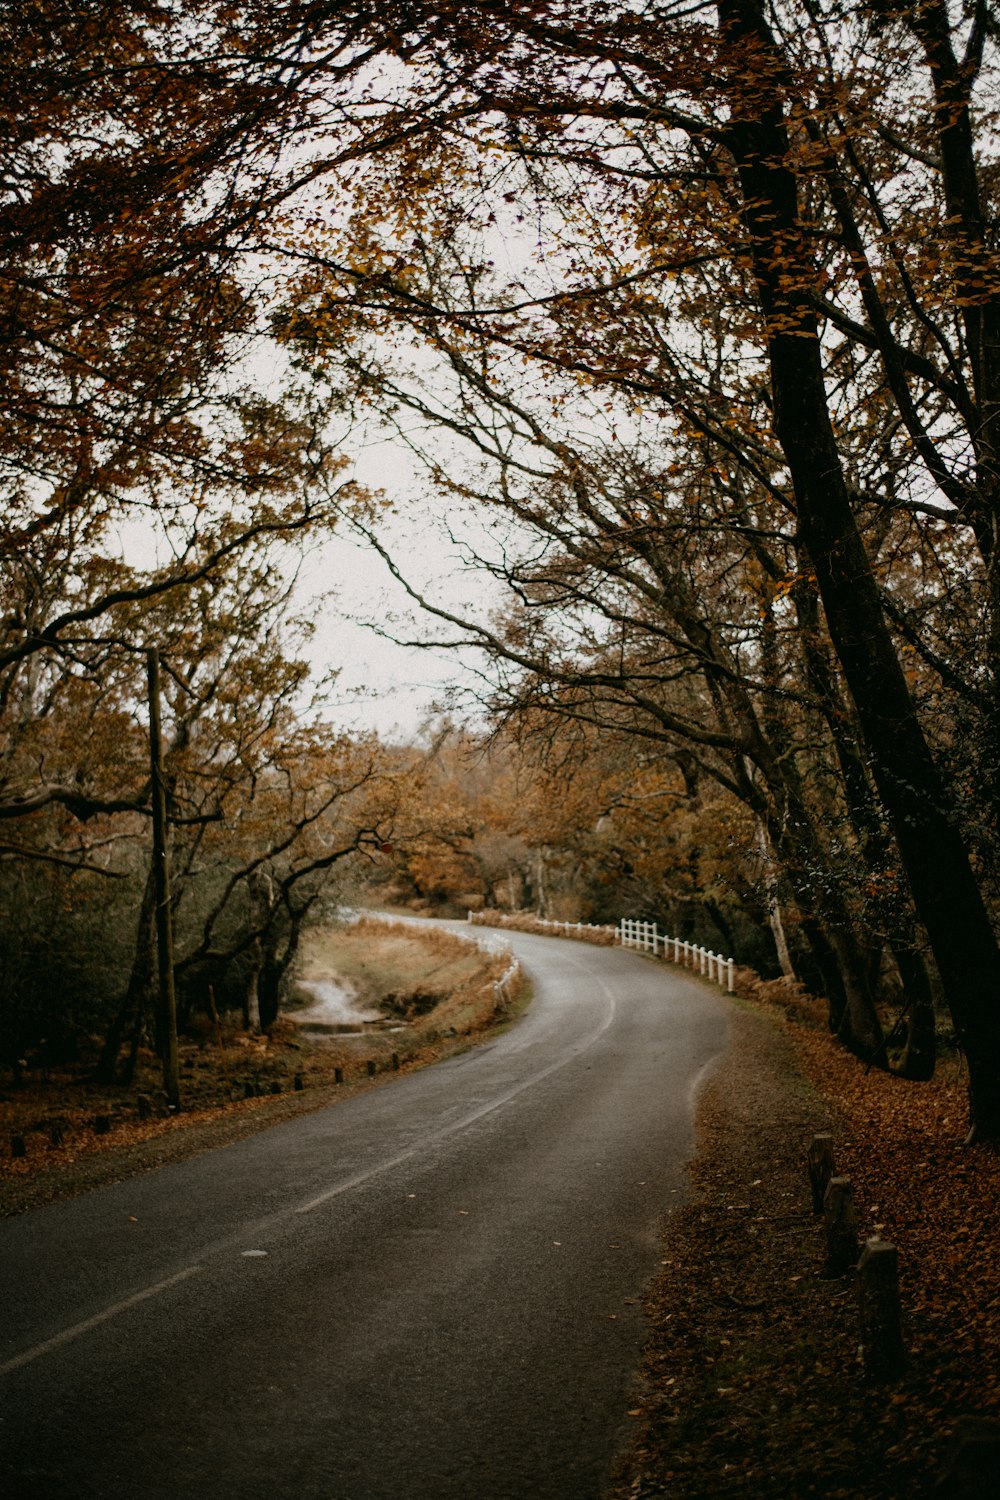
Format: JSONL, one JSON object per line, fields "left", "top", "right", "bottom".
{"left": 617, "top": 918, "right": 735, "bottom": 992}
{"left": 467, "top": 910, "right": 735, "bottom": 993}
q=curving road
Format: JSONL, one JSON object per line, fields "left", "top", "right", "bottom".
{"left": 0, "top": 930, "right": 727, "bottom": 1500}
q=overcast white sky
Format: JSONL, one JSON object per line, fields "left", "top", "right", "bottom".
{"left": 303, "top": 529, "right": 480, "bottom": 741}
{"left": 301, "top": 435, "right": 497, "bottom": 742}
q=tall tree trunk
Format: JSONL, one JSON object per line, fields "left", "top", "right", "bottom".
{"left": 243, "top": 868, "right": 274, "bottom": 1033}
{"left": 95, "top": 865, "right": 157, "bottom": 1084}
{"left": 794, "top": 556, "right": 936, "bottom": 1076}
{"left": 668, "top": 568, "right": 883, "bottom": 1054}
{"left": 754, "top": 816, "right": 796, "bottom": 980}
{"left": 719, "top": 0, "right": 1000, "bottom": 1136}
{"left": 243, "top": 963, "right": 262, "bottom": 1035}
{"left": 258, "top": 897, "right": 311, "bottom": 1032}
{"left": 892, "top": 943, "right": 937, "bottom": 1083}
{"left": 147, "top": 649, "right": 180, "bottom": 1110}
{"left": 534, "top": 847, "right": 548, "bottom": 917}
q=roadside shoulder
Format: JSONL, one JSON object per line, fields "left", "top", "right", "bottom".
{"left": 613, "top": 996, "right": 1000, "bottom": 1500}
{"left": 615, "top": 1003, "right": 868, "bottom": 1497}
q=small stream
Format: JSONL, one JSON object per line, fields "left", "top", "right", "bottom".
{"left": 292, "top": 978, "right": 384, "bottom": 1035}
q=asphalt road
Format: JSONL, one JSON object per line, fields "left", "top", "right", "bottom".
{"left": 0, "top": 930, "right": 728, "bottom": 1500}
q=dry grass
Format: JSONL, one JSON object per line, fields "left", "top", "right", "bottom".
{"left": 468, "top": 910, "right": 617, "bottom": 945}
{"left": 298, "top": 915, "right": 518, "bottom": 1033}
{"left": 0, "top": 916, "right": 525, "bottom": 1217}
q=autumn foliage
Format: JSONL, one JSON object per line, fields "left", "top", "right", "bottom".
{"left": 4, "top": 5, "right": 1000, "bottom": 1137}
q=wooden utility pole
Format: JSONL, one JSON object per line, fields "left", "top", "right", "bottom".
{"left": 147, "top": 648, "right": 180, "bottom": 1111}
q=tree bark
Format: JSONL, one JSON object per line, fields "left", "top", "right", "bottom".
{"left": 95, "top": 864, "right": 157, "bottom": 1085}
{"left": 754, "top": 816, "right": 796, "bottom": 980}
{"left": 718, "top": 0, "right": 1000, "bottom": 1136}
{"left": 147, "top": 649, "right": 180, "bottom": 1111}
{"left": 243, "top": 868, "right": 273, "bottom": 1033}
{"left": 892, "top": 943, "right": 937, "bottom": 1083}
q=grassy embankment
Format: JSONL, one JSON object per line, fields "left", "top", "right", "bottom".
{"left": 0, "top": 916, "right": 525, "bottom": 1216}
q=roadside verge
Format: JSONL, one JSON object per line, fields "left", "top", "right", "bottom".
{"left": 611, "top": 991, "right": 1000, "bottom": 1500}
{"left": 0, "top": 916, "right": 524, "bottom": 1218}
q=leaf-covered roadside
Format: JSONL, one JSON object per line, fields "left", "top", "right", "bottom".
{"left": 612, "top": 985, "right": 1000, "bottom": 1499}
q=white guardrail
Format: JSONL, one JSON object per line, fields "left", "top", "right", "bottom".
{"left": 467, "top": 910, "right": 735, "bottom": 993}
{"left": 617, "top": 918, "right": 735, "bottom": 992}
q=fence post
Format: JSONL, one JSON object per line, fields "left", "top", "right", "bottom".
{"left": 857, "top": 1237, "right": 906, "bottom": 1382}
{"left": 823, "top": 1176, "right": 860, "bottom": 1276}
{"left": 608, "top": 914, "right": 733, "bottom": 991}
{"left": 808, "top": 1132, "right": 837, "bottom": 1213}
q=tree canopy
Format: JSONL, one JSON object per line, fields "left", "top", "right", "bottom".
{"left": 5, "top": 1, "right": 1000, "bottom": 1136}
{"left": 273, "top": 0, "right": 1000, "bottom": 1135}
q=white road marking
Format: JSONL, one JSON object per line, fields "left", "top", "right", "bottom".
{"left": 295, "top": 954, "right": 618, "bottom": 1215}
{"left": 687, "top": 1053, "right": 721, "bottom": 1109}
{"left": 0, "top": 1264, "right": 203, "bottom": 1377}
{"left": 2, "top": 944, "right": 677, "bottom": 1379}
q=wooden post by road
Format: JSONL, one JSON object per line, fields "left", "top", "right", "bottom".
{"left": 857, "top": 1237, "right": 906, "bottom": 1382}
{"left": 822, "top": 1175, "right": 859, "bottom": 1276}
{"left": 147, "top": 648, "right": 180, "bottom": 1112}
{"left": 808, "top": 1132, "right": 836, "bottom": 1213}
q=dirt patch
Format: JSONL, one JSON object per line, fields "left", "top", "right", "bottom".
{"left": 611, "top": 989, "right": 1000, "bottom": 1499}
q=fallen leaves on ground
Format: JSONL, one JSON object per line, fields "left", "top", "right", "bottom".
{"left": 612, "top": 992, "right": 1000, "bottom": 1499}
